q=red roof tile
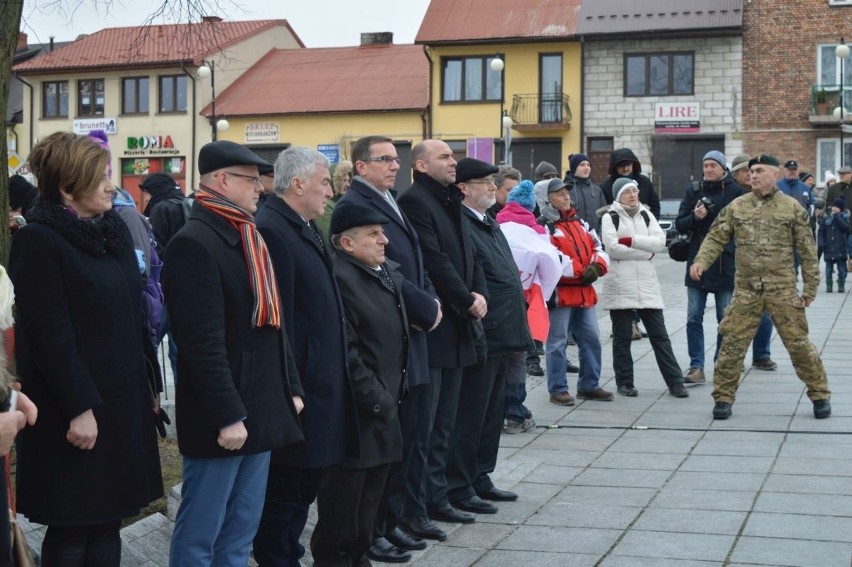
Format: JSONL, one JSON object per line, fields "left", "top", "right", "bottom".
{"left": 13, "top": 20, "right": 303, "bottom": 73}
{"left": 415, "top": 0, "right": 582, "bottom": 44}
{"left": 207, "top": 44, "right": 428, "bottom": 117}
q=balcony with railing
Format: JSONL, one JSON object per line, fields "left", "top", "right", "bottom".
{"left": 509, "top": 93, "right": 573, "bottom": 130}
{"left": 810, "top": 84, "right": 852, "bottom": 124}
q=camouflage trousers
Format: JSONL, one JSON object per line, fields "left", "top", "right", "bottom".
{"left": 712, "top": 286, "right": 830, "bottom": 404}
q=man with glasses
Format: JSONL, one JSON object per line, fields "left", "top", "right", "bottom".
{"left": 397, "top": 140, "right": 489, "bottom": 533}
{"left": 252, "top": 146, "right": 358, "bottom": 565}
{"left": 340, "top": 136, "right": 443, "bottom": 559}
{"left": 165, "top": 140, "right": 304, "bottom": 565}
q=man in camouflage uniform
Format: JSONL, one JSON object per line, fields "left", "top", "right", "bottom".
{"left": 690, "top": 154, "right": 831, "bottom": 421}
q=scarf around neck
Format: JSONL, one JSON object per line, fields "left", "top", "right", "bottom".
{"left": 27, "top": 199, "right": 128, "bottom": 257}
{"left": 195, "top": 184, "right": 282, "bottom": 329}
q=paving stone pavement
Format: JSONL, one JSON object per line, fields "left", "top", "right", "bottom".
{"left": 21, "top": 254, "right": 852, "bottom": 566}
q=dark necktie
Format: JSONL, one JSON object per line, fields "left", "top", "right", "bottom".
{"left": 378, "top": 266, "right": 396, "bottom": 293}
{"left": 308, "top": 221, "right": 325, "bottom": 252}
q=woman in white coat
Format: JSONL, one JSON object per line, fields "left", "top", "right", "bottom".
{"left": 600, "top": 178, "right": 689, "bottom": 398}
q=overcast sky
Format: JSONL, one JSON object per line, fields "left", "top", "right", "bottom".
{"left": 20, "top": 0, "right": 432, "bottom": 47}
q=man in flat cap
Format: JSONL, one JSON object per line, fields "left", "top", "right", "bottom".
{"left": 310, "top": 202, "right": 411, "bottom": 565}
{"left": 165, "top": 140, "right": 304, "bottom": 565}
{"left": 691, "top": 154, "right": 831, "bottom": 421}
{"left": 252, "top": 146, "right": 357, "bottom": 565}
{"left": 446, "top": 158, "right": 533, "bottom": 515}
{"left": 826, "top": 165, "right": 852, "bottom": 212}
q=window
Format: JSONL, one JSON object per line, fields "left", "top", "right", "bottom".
{"left": 159, "top": 75, "right": 187, "bottom": 113}
{"left": 817, "top": 138, "right": 852, "bottom": 184}
{"left": 817, "top": 44, "right": 852, "bottom": 112}
{"left": 42, "top": 81, "right": 69, "bottom": 118}
{"left": 122, "top": 77, "right": 149, "bottom": 114}
{"left": 540, "top": 54, "right": 563, "bottom": 123}
{"left": 587, "top": 137, "right": 614, "bottom": 153}
{"left": 77, "top": 79, "right": 105, "bottom": 117}
{"left": 442, "top": 56, "right": 502, "bottom": 102}
{"left": 829, "top": 0, "right": 852, "bottom": 5}
{"left": 624, "top": 53, "right": 694, "bottom": 97}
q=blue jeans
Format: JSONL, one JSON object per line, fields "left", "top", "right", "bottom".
{"left": 752, "top": 312, "right": 773, "bottom": 361}
{"left": 170, "top": 451, "right": 271, "bottom": 567}
{"left": 545, "top": 306, "right": 602, "bottom": 394}
{"left": 504, "top": 351, "right": 530, "bottom": 423}
{"left": 825, "top": 258, "right": 848, "bottom": 283}
{"left": 686, "top": 287, "right": 733, "bottom": 369}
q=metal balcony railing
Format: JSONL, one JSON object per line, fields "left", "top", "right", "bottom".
{"left": 509, "top": 93, "right": 573, "bottom": 126}
{"left": 811, "top": 84, "right": 852, "bottom": 116}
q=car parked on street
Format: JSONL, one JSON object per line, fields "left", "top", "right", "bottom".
{"left": 657, "top": 199, "right": 680, "bottom": 245}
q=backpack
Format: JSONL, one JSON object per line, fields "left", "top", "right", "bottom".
{"left": 607, "top": 209, "right": 650, "bottom": 231}
{"left": 168, "top": 196, "right": 193, "bottom": 222}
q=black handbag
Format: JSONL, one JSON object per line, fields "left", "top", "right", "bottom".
{"left": 667, "top": 233, "right": 691, "bottom": 262}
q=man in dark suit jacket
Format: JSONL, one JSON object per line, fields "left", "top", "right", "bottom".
{"left": 397, "top": 139, "right": 489, "bottom": 530}
{"left": 310, "top": 202, "right": 410, "bottom": 565}
{"left": 253, "top": 146, "right": 358, "bottom": 565}
{"left": 164, "top": 140, "right": 304, "bottom": 565}
{"left": 340, "top": 136, "right": 443, "bottom": 552}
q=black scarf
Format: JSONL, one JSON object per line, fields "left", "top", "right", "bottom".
{"left": 27, "top": 200, "right": 129, "bottom": 257}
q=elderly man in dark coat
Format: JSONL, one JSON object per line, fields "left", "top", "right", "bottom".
{"left": 339, "top": 136, "right": 441, "bottom": 554}
{"left": 397, "top": 139, "right": 489, "bottom": 532}
{"left": 310, "top": 202, "right": 411, "bottom": 565}
{"left": 164, "top": 140, "right": 304, "bottom": 565}
{"left": 447, "top": 158, "right": 535, "bottom": 515}
{"left": 253, "top": 146, "right": 358, "bottom": 565}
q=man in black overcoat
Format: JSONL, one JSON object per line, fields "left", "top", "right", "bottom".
{"left": 339, "top": 136, "right": 442, "bottom": 552}
{"left": 447, "top": 158, "right": 535, "bottom": 514}
{"left": 310, "top": 202, "right": 411, "bottom": 564}
{"left": 252, "top": 146, "right": 358, "bottom": 565}
{"left": 164, "top": 140, "right": 304, "bottom": 565}
{"left": 397, "top": 139, "right": 489, "bottom": 531}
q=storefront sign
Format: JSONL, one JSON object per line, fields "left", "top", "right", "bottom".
{"left": 73, "top": 118, "right": 117, "bottom": 135}
{"left": 245, "top": 122, "right": 280, "bottom": 143}
{"left": 123, "top": 135, "right": 180, "bottom": 156}
{"left": 317, "top": 144, "right": 340, "bottom": 164}
{"left": 654, "top": 102, "right": 700, "bottom": 133}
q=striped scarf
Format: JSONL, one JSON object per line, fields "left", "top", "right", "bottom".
{"left": 195, "top": 184, "right": 282, "bottom": 328}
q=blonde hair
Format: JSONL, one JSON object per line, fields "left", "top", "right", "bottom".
{"left": 27, "top": 131, "right": 110, "bottom": 205}
{"left": 333, "top": 160, "right": 353, "bottom": 196}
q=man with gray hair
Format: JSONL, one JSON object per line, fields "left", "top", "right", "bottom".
{"left": 252, "top": 146, "right": 358, "bottom": 565}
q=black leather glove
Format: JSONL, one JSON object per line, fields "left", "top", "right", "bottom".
{"left": 581, "top": 264, "right": 602, "bottom": 284}
{"left": 154, "top": 407, "right": 171, "bottom": 438}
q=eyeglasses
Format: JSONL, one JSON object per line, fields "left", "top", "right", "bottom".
{"left": 366, "top": 156, "right": 401, "bottom": 165}
{"left": 465, "top": 177, "right": 496, "bottom": 185}
{"left": 224, "top": 171, "right": 262, "bottom": 186}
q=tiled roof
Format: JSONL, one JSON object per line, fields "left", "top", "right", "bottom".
{"left": 206, "top": 44, "right": 428, "bottom": 116}
{"left": 415, "top": 0, "right": 582, "bottom": 44}
{"left": 576, "top": 0, "right": 743, "bottom": 36}
{"left": 13, "top": 20, "right": 303, "bottom": 73}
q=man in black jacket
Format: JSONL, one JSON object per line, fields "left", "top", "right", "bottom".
{"left": 447, "top": 158, "right": 534, "bottom": 515}
{"left": 674, "top": 151, "right": 746, "bottom": 384}
{"left": 165, "top": 140, "right": 304, "bottom": 565}
{"left": 397, "top": 139, "right": 489, "bottom": 531}
{"left": 599, "top": 148, "right": 661, "bottom": 219}
{"left": 340, "top": 136, "right": 443, "bottom": 552}
{"left": 253, "top": 146, "right": 358, "bottom": 565}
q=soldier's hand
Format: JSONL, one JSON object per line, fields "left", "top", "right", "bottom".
{"left": 802, "top": 296, "right": 813, "bottom": 307}
{"left": 689, "top": 263, "right": 704, "bottom": 281}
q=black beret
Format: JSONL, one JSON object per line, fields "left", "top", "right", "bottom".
{"left": 198, "top": 140, "right": 272, "bottom": 175}
{"left": 330, "top": 202, "right": 389, "bottom": 236}
{"left": 456, "top": 158, "right": 499, "bottom": 183}
{"left": 748, "top": 154, "right": 781, "bottom": 168}
{"left": 139, "top": 172, "right": 179, "bottom": 193}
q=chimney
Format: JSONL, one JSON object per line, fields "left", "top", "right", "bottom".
{"left": 360, "top": 32, "right": 393, "bottom": 46}
{"left": 49, "top": 36, "right": 54, "bottom": 51}
{"left": 17, "top": 32, "right": 27, "bottom": 51}
{"left": 202, "top": 16, "right": 223, "bottom": 24}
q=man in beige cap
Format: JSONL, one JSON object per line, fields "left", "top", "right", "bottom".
{"left": 730, "top": 155, "right": 751, "bottom": 191}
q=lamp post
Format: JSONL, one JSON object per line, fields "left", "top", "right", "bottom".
{"left": 197, "top": 60, "right": 230, "bottom": 141}
{"left": 834, "top": 38, "right": 850, "bottom": 167}
{"left": 490, "top": 55, "right": 508, "bottom": 164}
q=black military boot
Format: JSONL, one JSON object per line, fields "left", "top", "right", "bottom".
{"left": 826, "top": 281, "right": 833, "bottom": 293}
{"left": 839, "top": 279, "right": 845, "bottom": 293}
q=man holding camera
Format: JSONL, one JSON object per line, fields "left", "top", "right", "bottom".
{"left": 674, "top": 151, "right": 745, "bottom": 384}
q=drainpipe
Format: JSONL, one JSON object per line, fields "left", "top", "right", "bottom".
{"left": 423, "top": 46, "right": 433, "bottom": 139}
{"left": 180, "top": 65, "right": 197, "bottom": 191}
{"left": 579, "top": 36, "right": 585, "bottom": 153}
{"left": 14, "top": 75, "right": 34, "bottom": 152}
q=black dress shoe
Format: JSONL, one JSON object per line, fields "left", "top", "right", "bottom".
{"left": 566, "top": 361, "right": 580, "bottom": 374}
{"left": 427, "top": 505, "right": 475, "bottom": 524}
{"left": 476, "top": 486, "right": 518, "bottom": 502}
{"left": 399, "top": 516, "right": 447, "bottom": 541}
{"left": 669, "top": 384, "right": 689, "bottom": 398}
{"left": 617, "top": 385, "right": 638, "bottom": 397}
{"left": 366, "top": 537, "right": 412, "bottom": 564}
{"left": 386, "top": 526, "right": 427, "bottom": 551}
{"left": 713, "top": 401, "right": 732, "bottom": 420}
{"left": 451, "top": 495, "right": 498, "bottom": 514}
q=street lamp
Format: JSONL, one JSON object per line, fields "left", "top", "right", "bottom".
{"left": 490, "top": 55, "right": 510, "bottom": 164}
{"left": 197, "top": 60, "right": 230, "bottom": 141}
{"left": 834, "top": 38, "right": 850, "bottom": 166}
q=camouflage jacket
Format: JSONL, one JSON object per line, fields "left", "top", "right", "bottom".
{"left": 694, "top": 187, "right": 819, "bottom": 299}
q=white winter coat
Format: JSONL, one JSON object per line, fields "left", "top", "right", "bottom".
{"left": 600, "top": 202, "right": 667, "bottom": 310}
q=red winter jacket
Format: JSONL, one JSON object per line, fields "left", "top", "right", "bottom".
{"left": 547, "top": 211, "right": 608, "bottom": 308}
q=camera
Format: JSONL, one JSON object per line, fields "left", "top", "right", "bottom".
{"left": 698, "top": 196, "right": 715, "bottom": 213}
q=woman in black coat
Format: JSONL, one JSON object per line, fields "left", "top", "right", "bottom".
{"left": 9, "top": 132, "right": 162, "bottom": 566}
